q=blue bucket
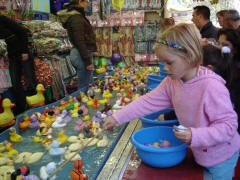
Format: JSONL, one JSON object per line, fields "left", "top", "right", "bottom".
{"left": 159, "top": 62, "right": 168, "bottom": 77}
{"left": 147, "top": 75, "right": 165, "bottom": 91}
{"left": 131, "top": 126, "right": 187, "bottom": 168}
{"left": 140, "top": 109, "right": 179, "bottom": 128}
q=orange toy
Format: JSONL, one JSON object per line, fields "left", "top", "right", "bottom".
{"left": 91, "top": 98, "right": 100, "bottom": 109}
{"left": 70, "top": 160, "right": 88, "bottom": 180}
{"left": 18, "top": 114, "right": 31, "bottom": 129}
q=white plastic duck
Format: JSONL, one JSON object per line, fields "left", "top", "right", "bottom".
{"left": 40, "top": 162, "right": 56, "bottom": 180}
{"left": 14, "top": 152, "right": 32, "bottom": 164}
{"left": 52, "top": 115, "right": 67, "bottom": 128}
{"left": 97, "top": 135, "right": 109, "bottom": 147}
{"left": 64, "top": 149, "right": 81, "bottom": 161}
{"left": 67, "top": 136, "right": 81, "bottom": 143}
{"left": 49, "top": 140, "right": 66, "bottom": 156}
{"left": 25, "top": 152, "right": 44, "bottom": 164}
{"left": 0, "top": 156, "right": 13, "bottom": 166}
{"left": 68, "top": 142, "right": 82, "bottom": 152}
{"left": 0, "top": 165, "right": 15, "bottom": 179}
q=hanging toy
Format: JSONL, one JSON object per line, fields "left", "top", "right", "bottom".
{"left": 70, "top": 160, "right": 88, "bottom": 180}
{"left": 26, "top": 84, "right": 46, "bottom": 107}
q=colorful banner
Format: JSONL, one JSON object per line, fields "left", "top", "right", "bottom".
{"left": 32, "top": 0, "right": 50, "bottom": 14}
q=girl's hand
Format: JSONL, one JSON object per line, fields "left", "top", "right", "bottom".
{"left": 174, "top": 128, "right": 192, "bottom": 145}
{"left": 103, "top": 116, "right": 118, "bottom": 130}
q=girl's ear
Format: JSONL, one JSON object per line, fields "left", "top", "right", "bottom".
{"left": 206, "top": 65, "right": 214, "bottom": 71}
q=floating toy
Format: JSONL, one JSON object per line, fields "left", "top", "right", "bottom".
{"left": 96, "top": 67, "right": 106, "bottom": 74}
{"left": 9, "top": 127, "right": 23, "bottom": 143}
{"left": 29, "top": 114, "right": 39, "bottom": 128}
{"left": 68, "top": 142, "right": 82, "bottom": 152}
{"left": 97, "top": 135, "right": 108, "bottom": 147}
{"left": 0, "top": 98, "right": 15, "bottom": 128}
{"left": 61, "top": 110, "right": 72, "bottom": 123}
{"left": 70, "top": 102, "right": 80, "bottom": 118}
{"left": 25, "top": 152, "right": 44, "bottom": 164}
{"left": 0, "top": 156, "right": 13, "bottom": 166}
{"left": 40, "top": 162, "right": 56, "bottom": 180}
{"left": 26, "top": 84, "right": 46, "bottom": 107}
{"left": 98, "top": 98, "right": 108, "bottom": 105}
{"left": 91, "top": 98, "right": 100, "bottom": 109}
{"left": 5, "top": 142, "right": 19, "bottom": 158}
{"left": 64, "top": 149, "right": 81, "bottom": 161}
{"left": 49, "top": 140, "right": 66, "bottom": 156}
{"left": 79, "top": 105, "right": 88, "bottom": 115}
{"left": 15, "top": 152, "right": 32, "bottom": 164}
{"left": 18, "top": 114, "right": 31, "bottom": 129}
{"left": 11, "top": 165, "right": 30, "bottom": 180}
{"left": 74, "top": 119, "right": 85, "bottom": 131}
{"left": 0, "top": 165, "right": 15, "bottom": 179}
{"left": 56, "top": 130, "right": 68, "bottom": 145}
{"left": 82, "top": 115, "right": 90, "bottom": 121}
{"left": 52, "top": 115, "right": 67, "bottom": 128}
{"left": 91, "top": 112, "right": 102, "bottom": 123}
{"left": 68, "top": 136, "right": 81, "bottom": 143}
{"left": 70, "top": 160, "right": 88, "bottom": 180}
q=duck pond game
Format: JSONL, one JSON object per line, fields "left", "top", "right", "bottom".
{"left": 0, "top": 66, "right": 157, "bottom": 180}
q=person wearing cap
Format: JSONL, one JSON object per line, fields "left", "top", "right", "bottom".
{"left": 192, "top": 5, "right": 218, "bottom": 40}
{"left": 57, "top": 0, "right": 97, "bottom": 93}
{"left": 223, "top": 9, "right": 240, "bottom": 33}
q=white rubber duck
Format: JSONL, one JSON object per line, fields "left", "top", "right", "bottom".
{"left": 67, "top": 136, "right": 80, "bottom": 143}
{"left": 52, "top": 115, "right": 67, "bottom": 128}
{"left": 26, "top": 152, "right": 44, "bottom": 164}
{"left": 64, "top": 149, "right": 81, "bottom": 161}
{"left": 14, "top": 152, "right": 32, "bottom": 164}
{"left": 68, "top": 142, "right": 82, "bottom": 152}
{"left": 49, "top": 140, "right": 66, "bottom": 156}
{"left": 40, "top": 162, "right": 56, "bottom": 180}
{"left": 97, "top": 135, "right": 109, "bottom": 147}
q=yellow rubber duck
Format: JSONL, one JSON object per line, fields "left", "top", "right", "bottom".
{"left": 26, "top": 84, "right": 46, "bottom": 107}
{"left": 102, "top": 90, "right": 112, "bottom": 98}
{"left": 9, "top": 127, "right": 23, "bottom": 143}
{"left": 56, "top": 130, "right": 68, "bottom": 145}
{"left": 69, "top": 103, "right": 79, "bottom": 117}
{"left": 80, "top": 92, "right": 88, "bottom": 103}
{"left": 87, "top": 97, "right": 94, "bottom": 106}
{"left": 0, "top": 98, "right": 15, "bottom": 128}
{"left": 98, "top": 98, "right": 109, "bottom": 105}
{"left": 5, "top": 143, "right": 18, "bottom": 159}
{"left": 82, "top": 115, "right": 90, "bottom": 121}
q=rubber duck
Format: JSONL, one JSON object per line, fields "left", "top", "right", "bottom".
{"left": 96, "top": 67, "right": 106, "bottom": 74}
{"left": 97, "top": 135, "right": 109, "bottom": 147}
{"left": 102, "top": 89, "right": 112, "bottom": 99}
{"left": 87, "top": 97, "right": 94, "bottom": 106}
{"left": 79, "top": 105, "right": 88, "bottom": 115}
{"left": 64, "top": 149, "right": 81, "bottom": 161}
{"left": 74, "top": 119, "right": 85, "bottom": 131}
{"left": 25, "top": 152, "right": 44, "bottom": 164}
{"left": 49, "top": 140, "right": 66, "bottom": 156}
{"left": 68, "top": 142, "right": 82, "bottom": 152}
{"left": 0, "top": 156, "right": 13, "bottom": 166}
{"left": 52, "top": 115, "right": 67, "bottom": 128}
{"left": 91, "top": 98, "right": 100, "bottom": 109}
{"left": 18, "top": 114, "right": 31, "bottom": 129}
{"left": 26, "top": 84, "right": 46, "bottom": 107}
{"left": 80, "top": 92, "right": 88, "bottom": 103}
{"left": 91, "top": 112, "right": 102, "bottom": 123}
{"left": 40, "top": 162, "right": 56, "bottom": 180}
{"left": 0, "top": 165, "right": 15, "bottom": 179}
{"left": 69, "top": 102, "right": 80, "bottom": 118}
{"left": 68, "top": 136, "right": 81, "bottom": 143}
{"left": 14, "top": 152, "right": 32, "bottom": 164}
{"left": 61, "top": 110, "right": 72, "bottom": 123}
{"left": 5, "top": 142, "right": 18, "bottom": 158}
{"left": 29, "top": 114, "right": 39, "bottom": 128}
{"left": 0, "top": 98, "right": 15, "bottom": 127}
{"left": 98, "top": 98, "right": 109, "bottom": 105}
{"left": 9, "top": 127, "right": 23, "bottom": 143}
{"left": 82, "top": 115, "right": 90, "bottom": 121}
{"left": 56, "top": 130, "right": 68, "bottom": 145}
{"left": 70, "top": 160, "right": 88, "bottom": 180}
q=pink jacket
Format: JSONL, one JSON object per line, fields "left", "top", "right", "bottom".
{"left": 113, "top": 66, "right": 240, "bottom": 167}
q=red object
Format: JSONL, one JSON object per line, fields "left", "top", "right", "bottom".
{"left": 122, "top": 148, "right": 203, "bottom": 180}
{"left": 233, "top": 155, "right": 240, "bottom": 180}
{"left": 70, "top": 160, "right": 88, "bottom": 180}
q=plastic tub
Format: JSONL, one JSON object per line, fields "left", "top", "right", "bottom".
{"left": 140, "top": 109, "right": 179, "bottom": 128}
{"left": 131, "top": 126, "right": 187, "bottom": 168}
{"left": 147, "top": 75, "right": 165, "bottom": 90}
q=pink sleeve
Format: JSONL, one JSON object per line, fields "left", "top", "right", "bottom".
{"left": 113, "top": 78, "right": 173, "bottom": 124}
{"left": 190, "top": 81, "right": 238, "bottom": 147}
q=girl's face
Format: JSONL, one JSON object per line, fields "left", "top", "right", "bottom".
{"left": 217, "top": 15, "right": 224, "bottom": 27}
{"left": 78, "top": 0, "right": 89, "bottom": 11}
{"left": 156, "top": 48, "right": 198, "bottom": 82}
{"left": 218, "top": 34, "right": 233, "bottom": 50}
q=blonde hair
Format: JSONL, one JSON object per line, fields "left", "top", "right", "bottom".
{"left": 154, "top": 23, "right": 202, "bottom": 67}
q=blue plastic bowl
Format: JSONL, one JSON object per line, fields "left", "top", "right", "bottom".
{"left": 159, "top": 62, "right": 168, "bottom": 77}
{"left": 140, "top": 109, "right": 179, "bottom": 128}
{"left": 131, "top": 126, "right": 188, "bottom": 168}
{"left": 147, "top": 75, "right": 165, "bottom": 90}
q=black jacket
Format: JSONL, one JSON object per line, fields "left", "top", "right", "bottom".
{"left": 200, "top": 21, "right": 218, "bottom": 41}
{"left": 58, "top": 7, "right": 97, "bottom": 67}
{"left": 0, "top": 15, "right": 29, "bottom": 57}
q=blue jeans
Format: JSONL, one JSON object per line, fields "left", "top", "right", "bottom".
{"left": 203, "top": 151, "right": 239, "bottom": 180}
{"left": 70, "top": 48, "right": 93, "bottom": 93}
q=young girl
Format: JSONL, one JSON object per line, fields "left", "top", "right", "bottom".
{"left": 103, "top": 23, "right": 240, "bottom": 180}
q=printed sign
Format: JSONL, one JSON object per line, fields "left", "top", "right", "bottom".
{"left": 32, "top": 0, "right": 50, "bottom": 14}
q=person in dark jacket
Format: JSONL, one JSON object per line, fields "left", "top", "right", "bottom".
{"left": 192, "top": 5, "right": 218, "bottom": 41}
{"left": 0, "top": 15, "right": 37, "bottom": 115}
{"left": 58, "top": 0, "right": 97, "bottom": 93}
